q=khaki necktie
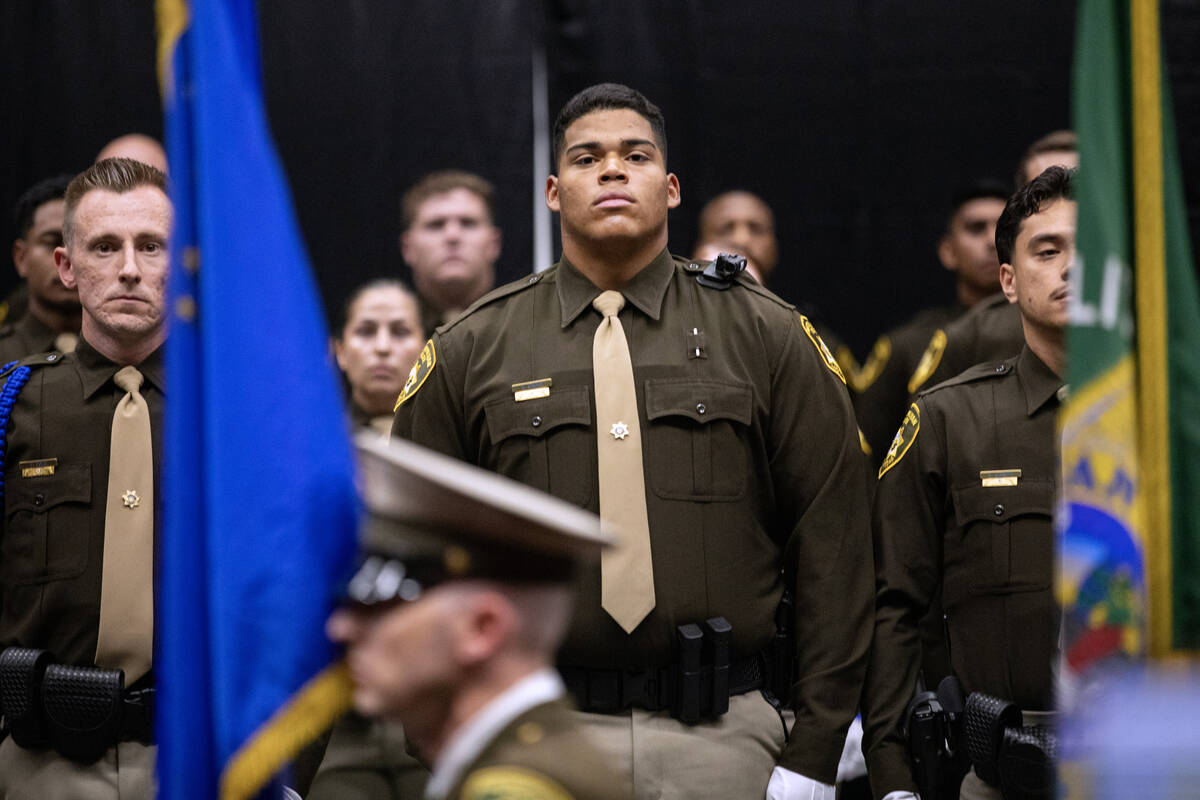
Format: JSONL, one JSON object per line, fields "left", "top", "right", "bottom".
{"left": 95, "top": 366, "right": 154, "bottom": 683}
{"left": 592, "top": 290, "right": 655, "bottom": 633}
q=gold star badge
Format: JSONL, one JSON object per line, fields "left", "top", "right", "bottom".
{"left": 122, "top": 490, "right": 141, "bottom": 509}
{"left": 610, "top": 422, "right": 630, "bottom": 440}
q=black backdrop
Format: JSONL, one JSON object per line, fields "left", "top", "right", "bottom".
{"left": 2, "top": 1, "right": 1198, "bottom": 355}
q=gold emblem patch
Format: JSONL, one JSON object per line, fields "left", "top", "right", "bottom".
{"left": 800, "top": 315, "right": 846, "bottom": 384}
{"left": 845, "top": 336, "right": 892, "bottom": 393}
{"left": 878, "top": 403, "right": 920, "bottom": 479}
{"left": 461, "top": 766, "right": 572, "bottom": 800}
{"left": 394, "top": 339, "right": 436, "bottom": 411}
{"left": 907, "top": 329, "right": 947, "bottom": 394}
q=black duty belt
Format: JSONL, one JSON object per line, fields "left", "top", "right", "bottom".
{"left": 559, "top": 616, "right": 768, "bottom": 724}
{"left": 0, "top": 647, "right": 154, "bottom": 763}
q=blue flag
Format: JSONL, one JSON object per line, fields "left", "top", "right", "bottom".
{"left": 157, "top": 1, "right": 358, "bottom": 797}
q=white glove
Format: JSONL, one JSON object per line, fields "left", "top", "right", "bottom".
{"left": 765, "top": 767, "right": 835, "bottom": 800}
{"left": 836, "top": 715, "right": 867, "bottom": 783}
{"left": 881, "top": 793, "right": 919, "bottom": 800}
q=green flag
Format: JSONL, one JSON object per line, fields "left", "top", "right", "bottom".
{"left": 1061, "top": 0, "right": 1200, "bottom": 690}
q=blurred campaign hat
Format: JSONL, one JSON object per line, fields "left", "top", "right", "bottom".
{"left": 344, "top": 433, "right": 610, "bottom": 607}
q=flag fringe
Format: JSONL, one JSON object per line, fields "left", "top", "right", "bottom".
{"left": 219, "top": 662, "right": 354, "bottom": 800}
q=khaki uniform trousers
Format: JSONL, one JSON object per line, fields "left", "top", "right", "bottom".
{"left": 570, "top": 691, "right": 789, "bottom": 800}
{"left": 0, "top": 738, "right": 154, "bottom": 799}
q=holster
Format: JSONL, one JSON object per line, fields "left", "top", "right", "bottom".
{"left": 764, "top": 588, "right": 796, "bottom": 703}
{"left": 0, "top": 647, "right": 54, "bottom": 749}
{"left": 962, "top": 692, "right": 1056, "bottom": 799}
{"left": 42, "top": 664, "right": 124, "bottom": 763}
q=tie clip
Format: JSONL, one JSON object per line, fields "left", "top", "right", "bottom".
{"left": 20, "top": 458, "right": 57, "bottom": 478}
{"left": 512, "top": 378, "right": 552, "bottom": 402}
{"left": 980, "top": 468, "right": 1021, "bottom": 487}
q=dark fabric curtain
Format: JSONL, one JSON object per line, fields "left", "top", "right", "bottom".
{"left": 2, "top": 1, "right": 1197, "bottom": 354}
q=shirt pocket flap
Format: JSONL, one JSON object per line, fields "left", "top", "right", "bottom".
{"left": 952, "top": 479, "right": 1055, "bottom": 527}
{"left": 484, "top": 386, "right": 591, "bottom": 442}
{"left": 7, "top": 463, "right": 92, "bottom": 514}
{"left": 644, "top": 378, "right": 752, "bottom": 425}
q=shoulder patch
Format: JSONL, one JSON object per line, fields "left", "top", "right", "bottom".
{"left": 394, "top": 339, "right": 436, "bottom": 411}
{"left": 907, "top": 328, "right": 947, "bottom": 394}
{"left": 846, "top": 336, "right": 891, "bottom": 393}
{"left": 858, "top": 427, "right": 872, "bottom": 456}
{"left": 461, "top": 766, "right": 573, "bottom": 800}
{"left": 800, "top": 315, "right": 846, "bottom": 384}
{"left": 878, "top": 403, "right": 920, "bottom": 479}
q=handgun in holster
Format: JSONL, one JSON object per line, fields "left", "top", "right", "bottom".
{"left": 904, "top": 674, "right": 960, "bottom": 800}
{"left": 764, "top": 588, "right": 796, "bottom": 704}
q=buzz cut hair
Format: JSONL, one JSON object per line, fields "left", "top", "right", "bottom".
{"left": 62, "top": 157, "right": 167, "bottom": 245}
{"left": 552, "top": 83, "right": 667, "bottom": 169}
{"left": 995, "top": 165, "right": 1074, "bottom": 266}
{"left": 400, "top": 170, "right": 496, "bottom": 232}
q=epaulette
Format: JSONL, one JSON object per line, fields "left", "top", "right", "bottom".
{"left": 0, "top": 350, "right": 66, "bottom": 381}
{"left": 681, "top": 257, "right": 795, "bottom": 310}
{"left": 437, "top": 271, "right": 549, "bottom": 334}
{"left": 916, "top": 357, "right": 1015, "bottom": 397}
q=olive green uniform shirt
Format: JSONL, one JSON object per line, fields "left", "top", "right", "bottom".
{"left": 0, "top": 312, "right": 68, "bottom": 367}
{"left": 907, "top": 293, "right": 1024, "bottom": 397}
{"left": 0, "top": 339, "right": 164, "bottom": 667}
{"left": 392, "top": 249, "right": 873, "bottom": 781}
{"left": 861, "top": 345, "right": 1060, "bottom": 796}
{"left": 447, "top": 700, "right": 625, "bottom": 800}
{"left": 852, "top": 303, "right": 964, "bottom": 465}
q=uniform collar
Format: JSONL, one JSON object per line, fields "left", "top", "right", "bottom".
{"left": 556, "top": 247, "right": 675, "bottom": 328}
{"left": 75, "top": 336, "right": 166, "bottom": 400}
{"left": 425, "top": 668, "right": 566, "bottom": 800}
{"left": 1016, "top": 344, "right": 1063, "bottom": 416}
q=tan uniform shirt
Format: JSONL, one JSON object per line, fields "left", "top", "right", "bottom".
{"left": 392, "top": 249, "right": 873, "bottom": 781}
{"left": 861, "top": 345, "right": 1060, "bottom": 796}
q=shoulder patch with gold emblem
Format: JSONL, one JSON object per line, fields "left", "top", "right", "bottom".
{"left": 394, "top": 339, "right": 436, "bottom": 411}
{"left": 907, "top": 328, "right": 947, "bottom": 394}
{"left": 878, "top": 403, "right": 920, "bottom": 479}
{"left": 848, "top": 336, "right": 892, "bottom": 393}
{"left": 461, "top": 766, "right": 573, "bottom": 800}
{"left": 799, "top": 315, "right": 846, "bottom": 384}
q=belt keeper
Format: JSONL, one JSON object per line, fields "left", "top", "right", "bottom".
{"left": 704, "top": 617, "right": 731, "bottom": 716}
{"left": 0, "top": 647, "right": 54, "bottom": 749}
{"left": 674, "top": 624, "right": 703, "bottom": 724}
{"left": 42, "top": 664, "right": 124, "bottom": 764}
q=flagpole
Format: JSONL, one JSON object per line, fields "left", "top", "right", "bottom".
{"left": 1130, "top": 0, "right": 1172, "bottom": 657}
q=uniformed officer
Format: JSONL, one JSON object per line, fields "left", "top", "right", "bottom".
{"left": 334, "top": 279, "right": 426, "bottom": 436}
{"left": 853, "top": 179, "right": 1009, "bottom": 463}
{"left": 399, "top": 171, "right": 502, "bottom": 338}
{"left": 1, "top": 174, "right": 81, "bottom": 365}
{"left": 904, "top": 139, "right": 1080, "bottom": 399}
{"left": 327, "top": 435, "right": 624, "bottom": 800}
{"left": 304, "top": 279, "right": 431, "bottom": 798}
{"left": 0, "top": 158, "right": 170, "bottom": 797}
{"left": 862, "top": 166, "right": 1075, "bottom": 800}
{"left": 392, "top": 83, "right": 873, "bottom": 800}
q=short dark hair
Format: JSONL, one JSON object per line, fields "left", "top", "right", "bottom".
{"left": 13, "top": 174, "right": 73, "bottom": 238}
{"left": 995, "top": 165, "right": 1074, "bottom": 265}
{"left": 947, "top": 178, "right": 1010, "bottom": 228}
{"left": 1015, "top": 130, "right": 1078, "bottom": 187}
{"left": 552, "top": 83, "right": 667, "bottom": 168}
{"left": 400, "top": 170, "right": 495, "bottom": 232}
{"left": 337, "top": 279, "right": 421, "bottom": 338}
{"left": 63, "top": 158, "right": 167, "bottom": 245}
